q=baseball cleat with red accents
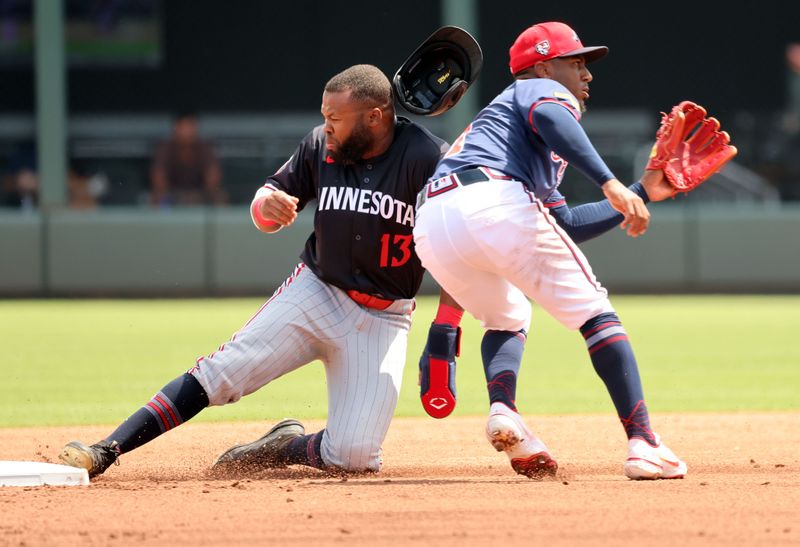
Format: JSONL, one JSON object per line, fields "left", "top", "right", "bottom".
{"left": 624, "top": 433, "right": 687, "bottom": 480}
{"left": 485, "top": 402, "right": 558, "bottom": 479}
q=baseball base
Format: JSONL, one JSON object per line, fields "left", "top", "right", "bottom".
{"left": 0, "top": 460, "right": 89, "bottom": 487}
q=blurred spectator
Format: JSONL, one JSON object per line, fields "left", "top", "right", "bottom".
{"left": 1, "top": 141, "right": 107, "bottom": 209}
{"left": 149, "top": 112, "right": 226, "bottom": 207}
{"left": 1, "top": 140, "right": 38, "bottom": 210}
{"left": 68, "top": 159, "right": 108, "bottom": 210}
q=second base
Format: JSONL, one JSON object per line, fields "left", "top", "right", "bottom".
{"left": 0, "top": 460, "right": 90, "bottom": 487}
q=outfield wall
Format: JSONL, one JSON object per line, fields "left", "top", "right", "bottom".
{"left": 1, "top": 205, "right": 799, "bottom": 296}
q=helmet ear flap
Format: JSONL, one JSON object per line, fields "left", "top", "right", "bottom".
{"left": 437, "top": 80, "right": 469, "bottom": 113}
{"left": 392, "top": 26, "right": 483, "bottom": 117}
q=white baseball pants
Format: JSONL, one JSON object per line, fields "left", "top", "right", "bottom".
{"left": 414, "top": 179, "right": 614, "bottom": 333}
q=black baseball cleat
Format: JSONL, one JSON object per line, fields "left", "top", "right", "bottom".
{"left": 212, "top": 419, "right": 305, "bottom": 472}
{"left": 59, "top": 440, "right": 121, "bottom": 477}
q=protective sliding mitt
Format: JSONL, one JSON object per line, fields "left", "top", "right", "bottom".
{"left": 646, "top": 100, "right": 738, "bottom": 192}
{"left": 419, "top": 323, "right": 460, "bottom": 419}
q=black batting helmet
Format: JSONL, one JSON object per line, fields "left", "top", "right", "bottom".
{"left": 392, "top": 26, "right": 483, "bottom": 117}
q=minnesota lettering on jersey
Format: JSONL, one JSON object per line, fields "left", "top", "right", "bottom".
{"left": 318, "top": 186, "right": 416, "bottom": 227}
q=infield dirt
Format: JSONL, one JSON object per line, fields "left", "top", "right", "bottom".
{"left": 1, "top": 413, "right": 798, "bottom": 546}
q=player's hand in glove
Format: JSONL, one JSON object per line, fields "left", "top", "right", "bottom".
{"left": 419, "top": 323, "right": 461, "bottom": 419}
{"left": 639, "top": 169, "right": 678, "bottom": 202}
{"left": 646, "top": 100, "right": 738, "bottom": 192}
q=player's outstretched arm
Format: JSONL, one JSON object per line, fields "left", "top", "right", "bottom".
{"left": 547, "top": 179, "right": 656, "bottom": 243}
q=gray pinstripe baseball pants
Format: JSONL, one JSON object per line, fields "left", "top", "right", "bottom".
{"left": 190, "top": 264, "right": 415, "bottom": 472}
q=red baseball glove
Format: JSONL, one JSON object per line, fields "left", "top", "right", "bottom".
{"left": 646, "top": 100, "right": 738, "bottom": 192}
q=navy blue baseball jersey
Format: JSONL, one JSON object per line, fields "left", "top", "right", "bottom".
{"left": 266, "top": 117, "right": 449, "bottom": 300}
{"left": 433, "top": 78, "right": 613, "bottom": 201}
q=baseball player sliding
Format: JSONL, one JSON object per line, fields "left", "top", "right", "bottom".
{"left": 414, "top": 22, "right": 735, "bottom": 480}
{"left": 59, "top": 64, "right": 455, "bottom": 477}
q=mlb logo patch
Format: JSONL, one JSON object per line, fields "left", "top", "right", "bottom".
{"left": 428, "top": 176, "right": 458, "bottom": 196}
{"left": 535, "top": 40, "right": 550, "bottom": 56}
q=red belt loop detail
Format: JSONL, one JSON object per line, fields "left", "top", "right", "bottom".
{"left": 346, "top": 290, "right": 393, "bottom": 311}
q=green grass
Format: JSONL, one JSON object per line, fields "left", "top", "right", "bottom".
{"left": 0, "top": 296, "right": 797, "bottom": 427}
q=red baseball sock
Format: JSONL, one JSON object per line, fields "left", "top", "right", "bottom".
{"left": 434, "top": 303, "right": 463, "bottom": 327}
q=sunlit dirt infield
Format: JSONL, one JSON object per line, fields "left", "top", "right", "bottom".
{"left": 1, "top": 413, "right": 798, "bottom": 546}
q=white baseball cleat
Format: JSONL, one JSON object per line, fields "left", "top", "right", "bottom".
{"left": 624, "top": 433, "right": 687, "bottom": 480}
{"left": 485, "top": 402, "right": 558, "bottom": 479}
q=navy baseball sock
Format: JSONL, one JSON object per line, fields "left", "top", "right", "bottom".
{"left": 105, "top": 373, "right": 209, "bottom": 454}
{"left": 284, "top": 430, "right": 326, "bottom": 469}
{"left": 580, "top": 313, "right": 656, "bottom": 445}
{"left": 482, "top": 330, "right": 526, "bottom": 411}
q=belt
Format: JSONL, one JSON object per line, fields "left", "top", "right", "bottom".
{"left": 346, "top": 289, "right": 393, "bottom": 311}
{"left": 416, "top": 167, "right": 514, "bottom": 209}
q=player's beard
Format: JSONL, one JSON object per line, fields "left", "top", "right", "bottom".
{"left": 330, "top": 121, "right": 374, "bottom": 165}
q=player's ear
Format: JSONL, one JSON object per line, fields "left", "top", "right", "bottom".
{"left": 366, "top": 107, "right": 383, "bottom": 126}
{"left": 533, "top": 62, "right": 549, "bottom": 79}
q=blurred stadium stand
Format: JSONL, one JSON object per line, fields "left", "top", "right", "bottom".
{"left": 2, "top": 0, "right": 800, "bottom": 207}
{"left": 1, "top": 0, "right": 798, "bottom": 295}
{"left": 0, "top": 112, "right": 448, "bottom": 206}
{"left": 0, "top": 111, "right": 788, "bottom": 207}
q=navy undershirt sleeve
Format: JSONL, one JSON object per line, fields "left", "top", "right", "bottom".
{"left": 533, "top": 102, "right": 615, "bottom": 186}
{"left": 547, "top": 182, "right": 650, "bottom": 244}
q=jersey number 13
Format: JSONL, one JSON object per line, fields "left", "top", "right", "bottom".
{"left": 380, "top": 233, "right": 412, "bottom": 267}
